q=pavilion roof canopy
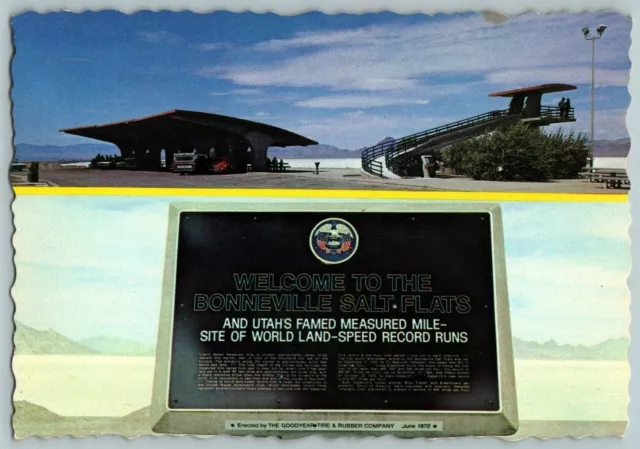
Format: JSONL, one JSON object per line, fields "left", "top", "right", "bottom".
{"left": 60, "top": 109, "right": 318, "bottom": 148}
{"left": 488, "top": 84, "right": 577, "bottom": 98}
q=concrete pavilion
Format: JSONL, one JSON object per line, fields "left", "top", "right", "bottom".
{"left": 60, "top": 109, "right": 318, "bottom": 172}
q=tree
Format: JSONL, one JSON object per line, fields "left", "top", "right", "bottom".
{"left": 388, "top": 155, "right": 423, "bottom": 177}
{"left": 440, "top": 123, "right": 589, "bottom": 182}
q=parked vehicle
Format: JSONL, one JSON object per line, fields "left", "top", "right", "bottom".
{"left": 211, "top": 158, "right": 232, "bottom": 174}
{"left": 172, "top": 153, "right": 236, "bottom": 174}
{"left": 11, "top": 162, "right": 27, "bottom": 172}
{"left": 171, "top": 153, "right": 210, "bottom": 175}
{"left": 115, "top": 158, "right": 138, "bottom": 170}
{"left": 97, "top": 160, "right": 116, "bottom": 169}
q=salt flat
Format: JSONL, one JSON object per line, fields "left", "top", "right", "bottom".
{"left": 13, "top": 355, "right": 155, "bottom": 417}
{"left": 12, "top": 355, "right": 629, "bottom": 422}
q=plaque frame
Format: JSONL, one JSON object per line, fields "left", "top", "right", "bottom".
{"left": 150, "top": 201, "right": 518, "bottom": 437}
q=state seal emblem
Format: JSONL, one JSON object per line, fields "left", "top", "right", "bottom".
{"left": 309, "top": 218, "right": 359, "bottom": 265}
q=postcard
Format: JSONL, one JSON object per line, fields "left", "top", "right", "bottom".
{"left": 10, "top": 9, "right": 631, "bottom": 440}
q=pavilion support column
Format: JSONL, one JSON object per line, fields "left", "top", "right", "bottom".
{"left": 166, "top": 150, "right": 175, "bottom": 170}
{"left": 152, "top": 148, "right": 163, "bottom": 170}
{"left": 118, "top": 145, "right": 133, "bottom": 159}
{"left": 245, "top": 132, "right": 274, "bottom": 172}
{"left": 508, "top": 94, "right": 525, "bottom": 115}
{"left": 523, "top": 93, "right": 542, "bottom": 118}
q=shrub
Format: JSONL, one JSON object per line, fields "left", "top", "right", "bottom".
{"left": 388, "top": 156, "right": 423, "bottom": 177}
{"left": 441, "top": 123, "right": 589, "bottom": 182}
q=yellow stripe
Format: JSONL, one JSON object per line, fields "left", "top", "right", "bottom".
{"left": 12, "top": 186, "right": 628, "bottom": 202}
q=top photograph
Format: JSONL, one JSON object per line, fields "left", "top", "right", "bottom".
{"left": 10, "top": 11, "right": 631, "bottom": 194}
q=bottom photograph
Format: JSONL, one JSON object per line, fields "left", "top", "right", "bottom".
{"left": 11, "top": 194, "right": 630, "bottom": 439}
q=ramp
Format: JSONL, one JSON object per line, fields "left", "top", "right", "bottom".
{"left": 362, "top": 102, "right": 575, "bottom": 179}
{"left": 362, "top": 109, "right": 520, "bottom": 178}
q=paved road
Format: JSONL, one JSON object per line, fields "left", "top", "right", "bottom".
{"left": 13, "top": 168, "right": 628, "bottom": 194}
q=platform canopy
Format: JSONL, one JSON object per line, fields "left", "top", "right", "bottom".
{"left": 60, "top": 109, "right": 318, "bottom": 148}
{"left": 488, "top": 84, "right": 577, "bottom": 98}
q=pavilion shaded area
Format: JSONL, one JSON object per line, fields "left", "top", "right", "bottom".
{"left": 60, "top": 109, "right": 318, "bottom": 172}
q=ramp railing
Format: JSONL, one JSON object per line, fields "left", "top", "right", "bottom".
{"left": 361, "top": 139, "right": 396, "bottom": 178}
{"left": 385, "top": 109, "right": 511, "bottom": 161}
{"left": 361, "top": 105, "right": 575, "bottom": 178}
{"left": 362, "top": 109, "right": 511, "bottom": 177}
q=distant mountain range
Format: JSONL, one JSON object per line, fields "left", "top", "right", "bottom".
{"left": 592, "top": 138, "right": 631, "bottom": 157}
{"left": 269, "top": 144, "right": 358, "bottom": 159}
{"left": 78, "top": 336, "right": 156, "bottom": 356}
{"left": 14, "top": 322, "right": 154, "bottom": 356}
{"left": 13, "top": 322, "right": 628, "bottom": 360}
{"left": 14, "top": 322, "right": 97, "bottom": 355}
{"left": 512, "top": 337, "right": 628, "bottom": 361}
{"left": 14, "top": 143, "right": 119, "bottom": 162}
{"left": 14, "top": 137, "right": 629, "bottom": 162}
{"left": 14, "top": 400, "right": 152, "bottom": 437}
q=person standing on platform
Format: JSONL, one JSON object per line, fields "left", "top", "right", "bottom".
{"left": 272, "top": 156, "right": 278, "bottom": 171}
{"left": 564, "top": 98, "right": 572, "bottom": 118}
{"left": 558, "top": 98, "right": 566, "bottom": 118}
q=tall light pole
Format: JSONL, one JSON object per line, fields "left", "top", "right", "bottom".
{"left": 582, "top": 24, "right": 607, "bottom": 169}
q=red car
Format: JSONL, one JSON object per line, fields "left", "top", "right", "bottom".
{"left": 211, "top": 158, "right": 231, "bottom": 174}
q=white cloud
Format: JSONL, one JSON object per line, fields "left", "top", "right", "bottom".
{"left": 12, "top": 198, "right": 168, "bottom": 273}
{"left": 138, "top": 30, "right": 177, "bottom": 43}
{"left": 201, "top": 13, "right": 630, "bottom": 93}
{"left": 14, "top": 267, "right": 163, "bottom": 344}
{"left": 487, "top": 67, "right": 629, "bottom": 88}
{"left": 252, "top": 25, "right": 397, "bottom": 53}
{"left": 591, "top": 108, "right": 630, "bottom": 140}
{"left": 291, "top": 110, "right": 439, "bottom": 148}
{"left": 502, "top": 202, "right": 630, "bottom": 243}
{"left": 12, "top": 197, "right": 169, "bottom": 343}
{"left": 196, "top": 42, "right": 232, "bottom": 51}
{"left": 507, "top": 257, "right": 630, "bottom": 345}
{"left": 295, "top": 94, "right": 430, "bottom": 109}
{"left": 499, "top": 202, "right": 630, "bottom": 345}
{"left": 210, "top": 88, "right": 264, "bottom": 96}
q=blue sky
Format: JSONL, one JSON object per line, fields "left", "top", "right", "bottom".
{"left": 11, "top": 11, "right": 631, "bottom": 149}
{"left": 12, "top": 196, "right": 630, "bottom": 347}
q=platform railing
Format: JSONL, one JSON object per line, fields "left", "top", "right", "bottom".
{"left": 539, "top": 105, "right": 575, "bottom": 121}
